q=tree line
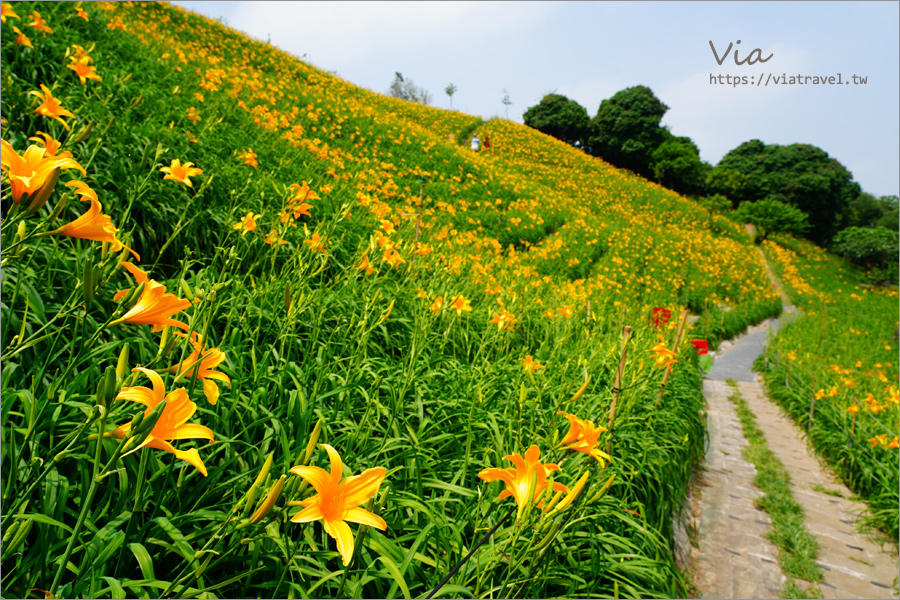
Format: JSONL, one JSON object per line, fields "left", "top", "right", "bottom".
{"left": 523, "top": 87, "right": 898, "bottom": 282}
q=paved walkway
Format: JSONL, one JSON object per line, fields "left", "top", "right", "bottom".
{"left": 693, "top": 313, "right": 899, "bottom": 599}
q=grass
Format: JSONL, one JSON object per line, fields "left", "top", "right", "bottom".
{"left": 760, "top": 235, "right": 898, "bottom": 542}
{"left": 725, "top": 380, "right": 823, "bottom": 598}
{"left": 0, "top": 2, "right": 872, "bottom": 598}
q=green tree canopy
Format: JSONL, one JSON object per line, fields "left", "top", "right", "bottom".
{"left": 586, "top": 85, "right": 668, "bottom": 178}
{"left": 650, "top": 132, "right": 705, "bottom": 195}
{"left": 831, "top": 226, "right": 899, "bottom": 282}
{"left": 523, "top": 93, "right": 589, "bottom": 147}
{"left": 716, "top": 140, "right": 860, "bottom": 244}
{"left": 734, "top": 196, "right": 811, "bottom": 242}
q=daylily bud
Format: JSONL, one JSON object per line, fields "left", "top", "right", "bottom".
{"left": 25, "top": 167, "right": 60, "bottom": 214}
{"left": 376, "top": 299, "right": 395, "bottom": 325}
{"left": 533, "top": 520, "right": 561, "bottom": 552}
{"left": 588, "top": 473, "right": 617, "bottom": 504}
{"left": 72, "top": 120, "right": 94, "bottom": 143}
{"left": 179, "top": 279, "right": 194, "bottom": 302}
{"left": 48, "top": 192, "right": 70, "bottom": 223}
{"left": 82, "top": 255, "right": 95, "bottom": 305}
{"left": 568, "top": 376, "right": 591, "bottom": 404}
{"left": 2, "top": 520, "right": 21, "bottom": 545}
{"left": 551, "top": 471, "right": 589, "bottom": 514}
{"left": 16, "top": 221, "right": 27, "bottom": 243}
{"left": 116, "top": 343, "right": 131, "bottom": 382}
{"left": 248, "top": 474, "right": 286, "bottom": 525}
{"left": 3, "top": 518, "right": 33, "bottom": 557}
{"left": 96, "top": 366, "right": 117, "bottom": 409}
{"left": 131, "top": 399, "right": 166, "bottom": 443}
{"left": 118, "top": 281, "right": 145, "bottom": 309}
{"left": 300, "top": 419, "right": 324, "bottom": 466}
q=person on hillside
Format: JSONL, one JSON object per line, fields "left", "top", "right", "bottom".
{"left": 471, "top": 134, "right": 480, "bottom": 152}
{"left": 484, "top": 136, "right": 491, "bottom": 150}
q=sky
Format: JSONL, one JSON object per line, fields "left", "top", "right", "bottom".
{"left": 172, "top": 1, "right": 899, "bottom": 198}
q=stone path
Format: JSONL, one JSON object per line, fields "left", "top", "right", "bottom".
{"left": 692, "top": 314, "right": 899, "bottom": 599}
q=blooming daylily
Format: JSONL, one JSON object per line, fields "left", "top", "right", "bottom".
{"left": 160, "top": 158, "right": 203, "bottom": 187}
{"left": 168, "top": 331, "right": 231, "bottom": 405}
{"left": 290, "top": 444, "right": 387, "bottom": 566}
{"left": 12, "top": 26, "right": 32, "bottom": 48}
{"left": 489, "top": 308, "right": 516, "bottom": 331}
{"left": 232, "top": 211, "right": 260, "bottom": 235}
{"left": 1, "top": 2, "right": 20, "bottom": 23}
{"left": 66, "top": 57, "right": 102, "bottom": 85}
{"left": 478, "top": 445, "right": 569, "bottom": 515}
{"left": 1, "top": 139, "right": 84, "bottom": 205}
{"left": 28, "top": 131, "right": 73, "bottom": 159}
{"left": 449, "top": 294, "right": 472, "bottom": 317}
{"left": 30, "top": 84, "right": 74, "bottom": 130}
{"left": 110, "top": 262, "right": 190, "bottom": 331}
{"left": 238, "top": 148, "right": 257, "bottom": 167}
{"left": 51, "top": 181, "right": 140, "bottom": 259}
{"left": 558, "top": 412, "right": 612, "bottom": 467}
{"left": 28, "top": 10, "right": 52, "bottom": 35}
{"left": 110, "top": 367, "right": 214, "bottom": 476}
{"left": 650, "top": 334, "right": 678, "bottom": 369}
{"left": 519, "top": 355, "right": 544, "bottom": 374}
{"left": 74, "top": 6, "right": 89, "bottom": 20}
{"left": 430, "top": 296, "right": 443, "bottom": 315}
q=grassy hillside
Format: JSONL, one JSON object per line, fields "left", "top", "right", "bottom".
{"left": 760, "top": 235, "right": 899, "bottom": 541}
{"left": 0, "top": 2, "right": 793, "bottom": 598}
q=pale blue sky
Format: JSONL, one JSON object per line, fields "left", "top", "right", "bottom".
{"left": 172, "top": 1, "right": 899, "bottom": 197}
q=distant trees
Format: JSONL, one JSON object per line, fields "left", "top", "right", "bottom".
{"left": 734, "top": 197, "right": 811, "bottom": 241}
{"left": 388, "top": 72, "right": 432, "bottom": 106}
{"left": 831, "top": 227, "right": 899, "bottom": 282}
{"left": 520, "top": 84, "right": 892, "bottom": 254}
{"left": 586, "top": 85, "right": 669, "bottom": 178}
{"left": 715, "top": 140, "right": 860, "bottom": 244}
{"left": 650, "top": 133, "right": 704, "bottom": 196}
{"left": 444, "top": 83, "right": 457, "bottom": 109}
{"left": 522, "top": 93, "right": 589, "bottom": 147}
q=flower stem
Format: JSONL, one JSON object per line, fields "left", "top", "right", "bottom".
{"left": 426, "top": 504, "right": 515, "bottom": 599}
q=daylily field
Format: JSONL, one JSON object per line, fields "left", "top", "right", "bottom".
{"left": 1, "top": 2, "right": 896, "bottom": 599}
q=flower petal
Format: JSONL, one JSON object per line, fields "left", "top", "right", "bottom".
{"left": 323, "top": 518, "right": 355, "bottom": 566}
{"left": 343, "top": 507, "right": 387, "bottom": 530}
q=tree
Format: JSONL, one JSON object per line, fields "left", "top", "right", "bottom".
{"left": 501, "top": 89, "right": 512, "bottom": 119}
{"left": 734, "top": 196, "right": 810, "bottom": 242}
{"left": 586, "top": 85, "right": 668, "bottom": 178}
{"left": 445, "top": 83, "right": 457, "bottom": 109}
{"left": 388, "top": 72, "right": 432, "bottom": 106}
{"left": 650, "top": 132, "right": 704, "bottom": 195}
{"left": 716, "top": 140, "right": 860, "bottom": 244}
{"left": 831, "top": 226, "right": 899, "bottom": 282}
{"left": 522, "top": 93, "right": 589, "bottom": 147}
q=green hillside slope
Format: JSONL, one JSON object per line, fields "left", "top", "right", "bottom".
{"left": 0, "top": 2, "right": 802, "bottom": 598}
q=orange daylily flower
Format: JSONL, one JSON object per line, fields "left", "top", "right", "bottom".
{"left": 650, "top": 335, "right": 678, "bottom": 368}
{"left": 232, "top": 211, "right": 260, "bottom": 235}
{"left": 67, "top": 57, "right": 102, "bottom": 85}
{"left": 290, "top": 444, "right": 387, "bottom": 566}
{"left": 382, "top": 245, "right": 406, "bottom": 268}
{"left": 430, "top": 296, "right": 444, "bottom": 315}
{"left": 264, "top": 229, "right": 287, "bottom": 245}
{"left": 844, "top": 402, "right": 860, "bottom": 416}
{"left": 1, "top": 2, "right": 20, "bottom": 23}
{"left": 112, "top": 261, "right": 149, "bottom": 301}
{"left": 488, "top": 308, "right": 516, "bottom": 331}
{"left": 1, "top": 139, "right": 84, "bottom": 205}
{"left": 110, "top": 367, "right": 214, "bottom": 476}
{"left": 358, "top": 253, "right": 377, "bottom": 275}
{"left": 558, "top": 412, "right": 612, "bottom": 467}
{"left": 110, "top": 263, "right": 190, "bottom": 331}
{"left": 51, "top": 181, "right": 139, "bottom": 259}
{"left": 168, "top": 332, "right": 231, "bottom": 405}
{"left": 74, "top": 6, "right": 89, "bottom": 20}
{"left": 68, "top": 44, "right": 93, "bottom": 62}
{"left": 238, "top": 148, "right": 258, "bottom": 167}
{"left": 449, "top": 294, "right": 472, "bottom": 317}
{"left": 29, "top": 84, "right": 74, "bottom": 130}
{"left": 304, "top": 231, "right": 327, "bottom": 253}
{"left": 519, "top": 355, "right": 544, "bottom": 374}
{"left": 28, "top": 131, "right": 73, "bottom": 159}
{"left": 12, "top": 26, "right": 32, "bottom": 48}
{"left": 478, "top": 445, "right": 569, "bottom": 514}
{"left": 28, "top": 10, "right": 52, "bottom": 35}
{"left": 160, "top": 159, "right": 203, "bottom": 187}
